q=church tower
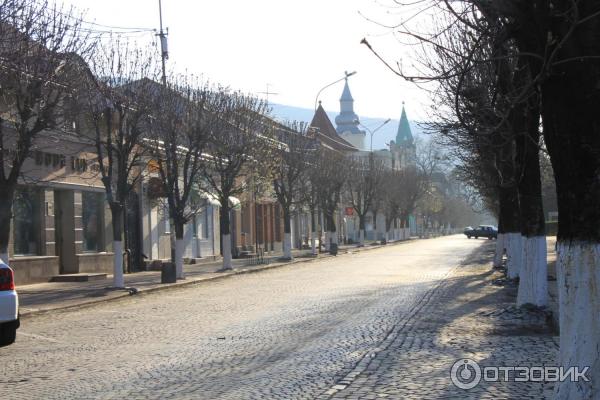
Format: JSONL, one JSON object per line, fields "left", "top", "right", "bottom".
{"left": 334, "top": 78, "right": 366, "bottom": 150}
{"left": 390, "top": 102, "right": 416, "bottom": 169}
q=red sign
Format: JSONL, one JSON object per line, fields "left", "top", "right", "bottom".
{"left": 345, "top": 207, "right": 354, "bottom": 216}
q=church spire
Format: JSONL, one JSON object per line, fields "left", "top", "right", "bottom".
{"left": 335, "top": 78, "right": 363, "bottom": 135}
{"left": 396, "top": 102, "right": 413, "bottom": 144}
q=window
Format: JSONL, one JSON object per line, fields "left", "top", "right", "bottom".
{"left": 202, "top": 209, "right": 209, "bottom": 239}
{"left": 194, "top": 210, "right": 210, "bottom": 239}
{"left": 82, "top": 192, "right": 104, "bottom": 252}
{"left": 13, "top": 188, "right": 41, "bottom": 256}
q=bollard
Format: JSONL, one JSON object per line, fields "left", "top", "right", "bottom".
{"left": 161, "top": 262, "right": 176, "bottom": 284}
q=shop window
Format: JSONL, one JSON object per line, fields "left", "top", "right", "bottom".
{"left": 13, "top": 188, "right": 41, "bottom": 256}
{"left": 82, "top": 192, "right": 104, "bottom": 252}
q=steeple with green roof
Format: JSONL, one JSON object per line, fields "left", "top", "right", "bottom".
{"left": 396, "top": 102, "right": 413, "bottom": 145}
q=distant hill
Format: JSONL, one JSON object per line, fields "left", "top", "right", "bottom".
{"left": 268, "top": 103, "right": 425, "bottom": 151}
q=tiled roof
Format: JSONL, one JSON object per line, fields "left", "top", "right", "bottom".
{"left": 309, "top": 104, "right": 358, "bottom": 152}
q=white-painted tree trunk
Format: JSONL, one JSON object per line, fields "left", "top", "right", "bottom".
{"left": 113, "top": 241, "right": 124, "bottom": 288}
{"left": 506, "top": 233, "right": 523, "bottom": 279}
{"left": 385, "top": 231, "right": 390, "bottom": 242}
{"left": 222, "top": 233, "right": 232, "bottom": 270}
{"left": 404, "top": 227, "right": 410, "bottom": 239}
{"left": 516, "top": 236, "right": 547, "bottom": 307}
{"left": 330, "top": 231, "right": 338, "bottom": 245}
{"left": 324, "top": 232, "right": 330, "bottom": 251}
{"left": 494, "top": 233, "right": 505, "bottom": 267}
{"left": 0, "top": 252, "right": 8, "bottom": 265}
{"left": 175, "top": 239, "right": 185, "bottom": 279}
{"left": 283, "top": 232, "right": 292, "bottom": 260}
{"left": 359, "top": 229, "right": 365, "bottom": 246}
{"left": 311, "top": 231, "right": 317, "bottom": 255}
{"left": 554, "top": 242, "right": 600, "bottom": 399}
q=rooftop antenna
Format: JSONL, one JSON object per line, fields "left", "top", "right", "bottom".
{"left": 257, "top": 83, "right": 279, "bottom": 106}
{"left": 157, "top": 0, "right": 169, "bottom": 86}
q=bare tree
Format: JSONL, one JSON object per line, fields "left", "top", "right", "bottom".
{"left": 145, "top": 76, "right": 216, "bottom": 279}
{"left": 345, "top": 155, "right": 386, "bottom": 246}
{"left": 199, "top": 92, "right": 272, "bottom": 270}
{"left": 365, "top": 1, "right": 600, "bottom": 393}
{"left": 77, "top": 40, "right": 158, "bottom": 287}
{"left": 0, "top": 0, "right": 92, "bottom": 263}
{"left": 311, "top": 148, "right": 349, "bottom": 250}
{"left": 272, "top": 121, "right": 317, "bottom": 259}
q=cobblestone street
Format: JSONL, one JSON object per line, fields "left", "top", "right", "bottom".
{"left": 0, "top": 236, "right": 557, "bottom": 399}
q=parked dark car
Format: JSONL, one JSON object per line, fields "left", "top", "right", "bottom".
{"left": 464, "top": 225, "right": 497, "bottom": 239}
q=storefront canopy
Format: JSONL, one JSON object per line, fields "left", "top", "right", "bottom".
{"left": 228, "top": 196, "right": 241, "bottom": 210}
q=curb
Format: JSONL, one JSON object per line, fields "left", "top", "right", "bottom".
{"left": 19, "top": 238, "right": 416, "bottom": 319}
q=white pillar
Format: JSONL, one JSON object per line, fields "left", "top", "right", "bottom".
{"left": 311, "top": 231, "right": 317, "bottom": 255}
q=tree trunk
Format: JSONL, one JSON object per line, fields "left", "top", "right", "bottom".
{"left": 110, "top": 204, "right": 125, "bottom": 288}
{"left": 516, "top": 102, "right": 547, "bottom": 307}
{"left": 542, "top": 63, "right": 600, "bottom": 399}
{"left": 498, "top": 186, "right": 521, "bottom": 279}
{"left": 358, "top": 214, "right": 366, "bottom": 246}
{"left": 493, "top": 233, "right": 505, "bottom": 267}
{"left": 174, "top": 219, "right": 185, "bottom": 279}
{"left": 327, "top": 213, "right": 337, "bottom": 246}
{"left": 283, "top": 207, "right": 292, "bottom": 260}
{"left": 310, "top": 207, "right": 317, "bottom": 255}
{"left": 0, "top": 187, "right": 15, "bottom": 264}
{"left": 220, "top": 203, "right": 232, "bottom": 270}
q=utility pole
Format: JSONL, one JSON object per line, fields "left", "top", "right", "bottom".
{"left": 157, "top": 0, "right": 168, "bottom": 86}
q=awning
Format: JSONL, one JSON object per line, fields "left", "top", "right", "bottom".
{"left": 228, "top": 196, "right": 241, "bottom": 210}
{"left": 205, "top": 193, "right": 222, "bottom": 207}
{"left": 190, "top": 185, "right": 221, "bottom": 207}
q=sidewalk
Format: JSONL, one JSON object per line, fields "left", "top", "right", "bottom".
{"left": 17, "top": 239, "right": 410, "bottom": 318}
{"left": 323, "top": 241, "right": 558, "bottom": 399}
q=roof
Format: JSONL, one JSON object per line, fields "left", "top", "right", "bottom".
{"left": 396, "top": 103, "right": 414, "bottom": 144}
{"left": 340, "top": 79, "right": 353, "bottom": 102}
{"left": 309, "top": 104, "right": 358, "bottom": 153}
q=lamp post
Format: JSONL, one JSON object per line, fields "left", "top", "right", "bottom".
{"left": 360, "top": 118, "right": 391, "bottom": 152}
{"left": 314, "top": 71, "right": 357, "bottom": 110}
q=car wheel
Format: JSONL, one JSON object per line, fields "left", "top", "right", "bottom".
{"left": 467, "top": 235, "right": 471, "bottom": 239}
{"left": 474, "top": 236, "right": 478, "bottom": 239}
{"left": 0, "top": 322, "right": 17, "bottom": 346}
{"left": 488, "top": 236, "right": 493, "bottom": 240}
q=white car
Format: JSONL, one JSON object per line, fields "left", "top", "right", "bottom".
{"left": 0, "top": 262, "right": 19, "bottom": 346}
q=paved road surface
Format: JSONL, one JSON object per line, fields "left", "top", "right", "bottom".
{"left": 1, "top": 236, "right": 480, "bottom": 399}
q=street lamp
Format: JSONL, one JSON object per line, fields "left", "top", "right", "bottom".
{"left": 360, "top": 118, "right": 391, "bottom": 152}
{"left": 314, "top": 71, "right": 357, "bottom": 111}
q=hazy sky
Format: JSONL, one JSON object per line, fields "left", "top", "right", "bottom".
{"left": 60, "top": 0, "right": 431, "bottom": 121}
